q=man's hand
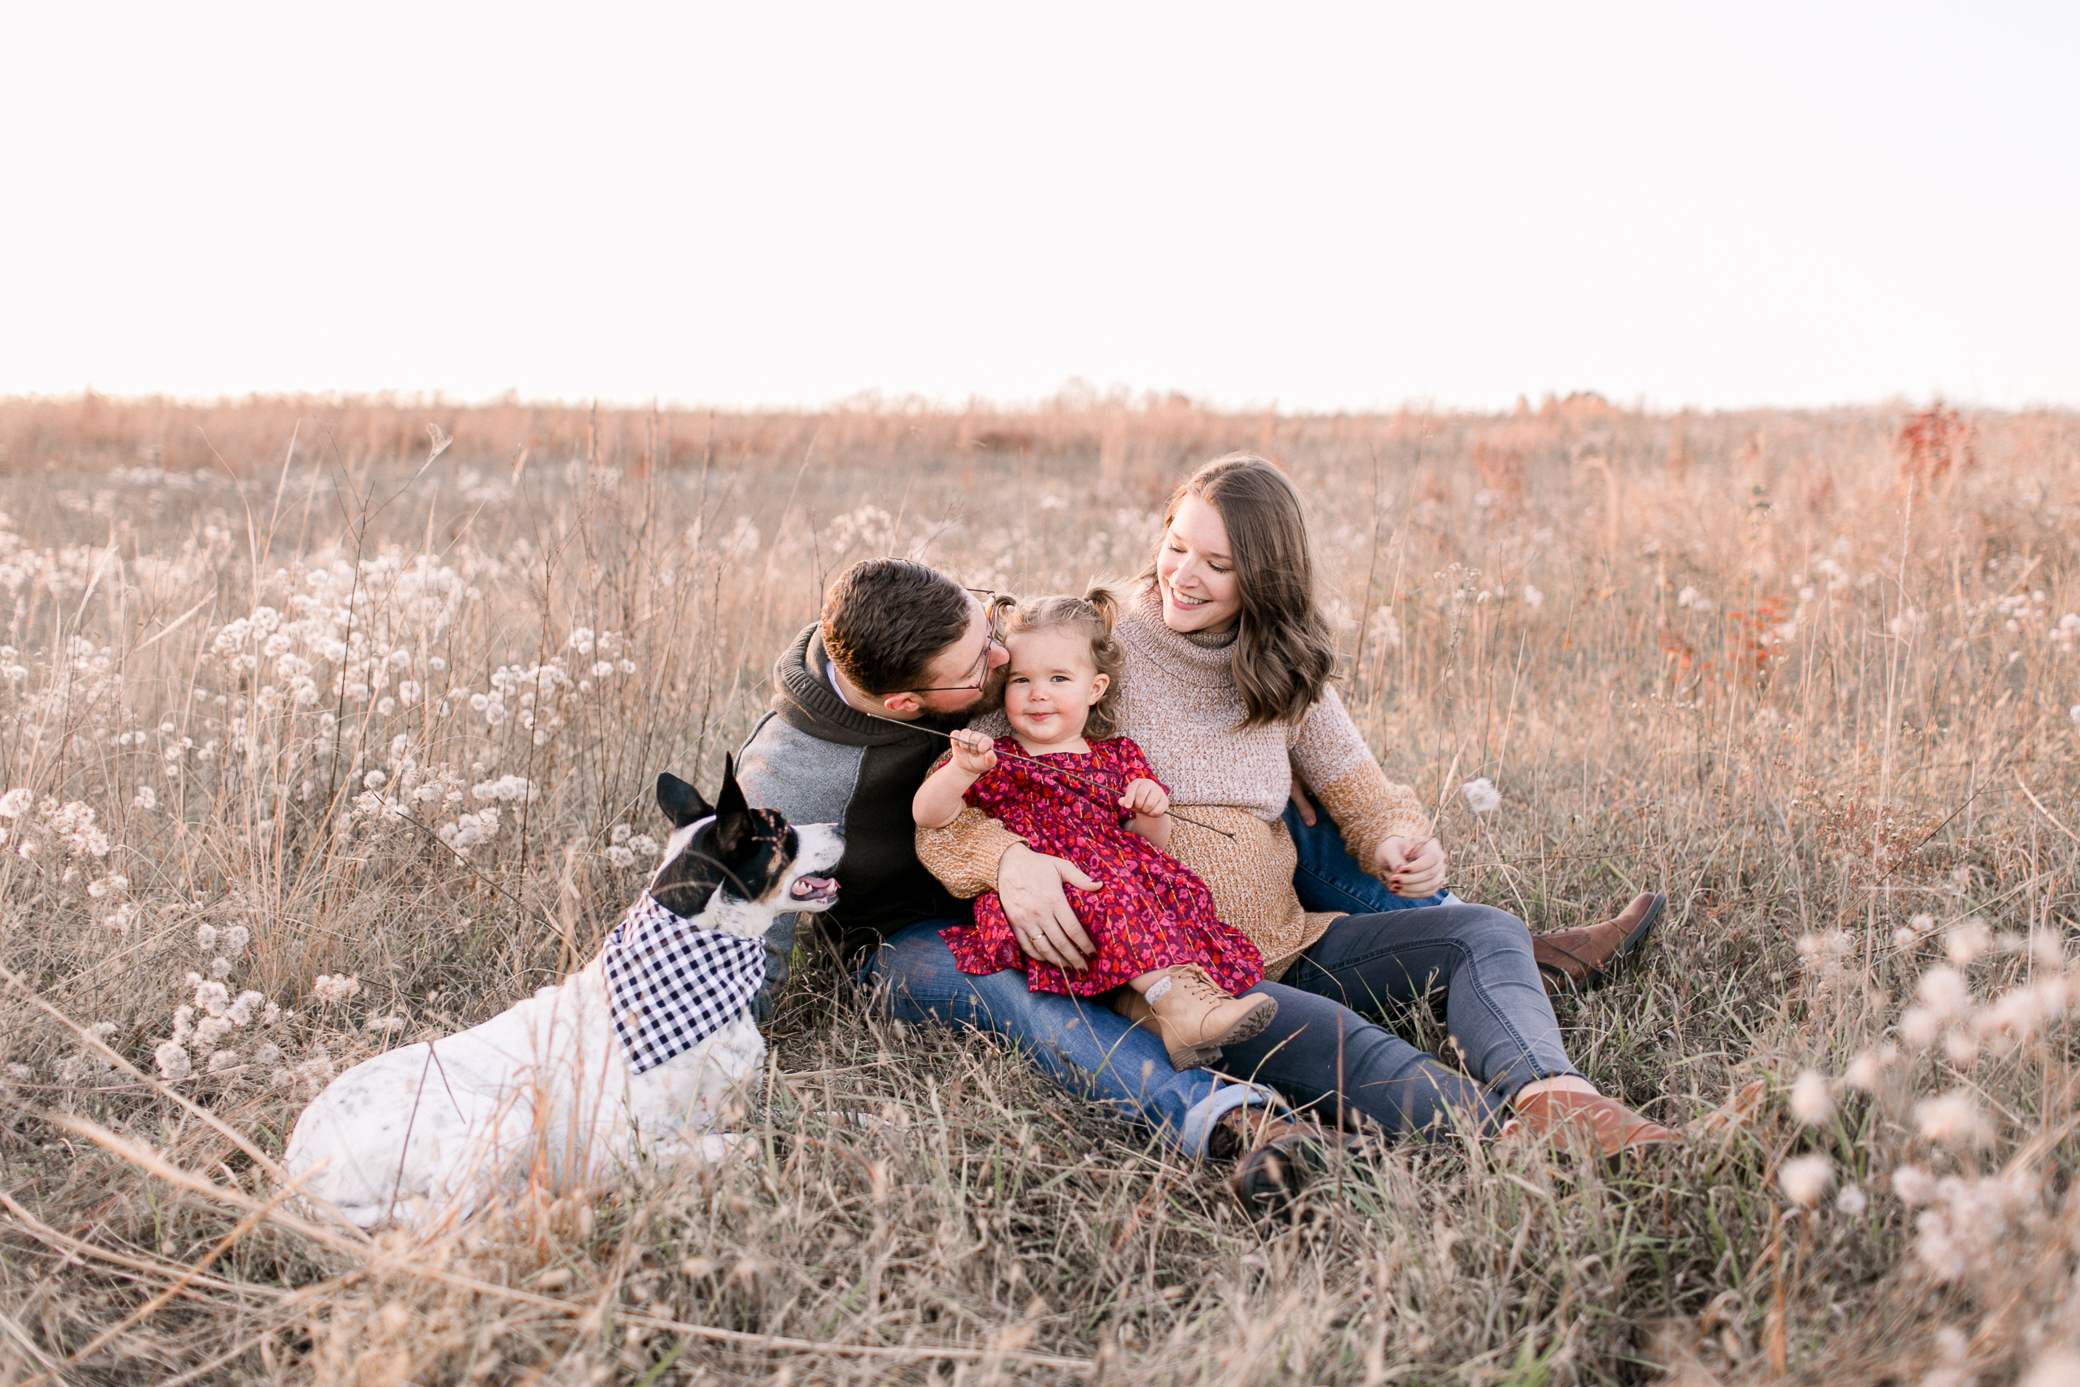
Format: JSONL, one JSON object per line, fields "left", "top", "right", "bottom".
{"left": 996, "top": 842, "right": 1098, "bottom": 970}
{"left": 1119, "top": 777, "right": 1169, "bottom": 819}
{"left": 1376, "top": 835, "right": 1447, "bottom": 897}
{"left": 1289, "top": 775, "right": 1317, "bottom": 827}
{"left": 949, "top": 728, "right": 998, "bottom": 776}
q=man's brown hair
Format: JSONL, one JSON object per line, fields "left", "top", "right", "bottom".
{"left": 1139, "top": 453, "right": 1337, "bottom": 727}
{"left": 821, "top": 558, "right": 973, "bottom": 696}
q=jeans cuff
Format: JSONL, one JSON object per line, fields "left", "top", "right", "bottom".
{"left": 1177, "top": 1081, "right": 1282, "bottom": 1159}
{"left": 1488, "top": 1060, "right": 1584, "bottom": 1101}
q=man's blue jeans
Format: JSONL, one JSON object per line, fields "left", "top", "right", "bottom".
{"left": 860, "top": 807, "right": 1578, "bottom": 1155}
{"left": 859, "top": 922, "right": 1270, "bottom": 1158}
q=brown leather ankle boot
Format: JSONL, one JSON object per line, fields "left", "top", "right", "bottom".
{"left": 1510, "top": 1088, "right": 1681, "bottom": 1157}
{"left": 1532, "top": 893, "right": 1664, "bottom": 997}
{"left": 1116, "top": 965, "right": 1278, "bottom": 1070}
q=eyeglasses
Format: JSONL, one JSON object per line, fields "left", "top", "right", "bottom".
{"left": 908, "top": 588, "right": 1012, "bottom": 693}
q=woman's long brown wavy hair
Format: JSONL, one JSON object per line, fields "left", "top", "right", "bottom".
{"left": 1139, "top": 453, "right": 1336, "bottom": 727}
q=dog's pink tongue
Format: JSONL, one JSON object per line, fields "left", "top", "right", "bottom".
{"left": 792, "top": 876, "right": 835, "bottom": 898}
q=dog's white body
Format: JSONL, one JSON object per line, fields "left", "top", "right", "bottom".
{"left": 283, "top": 810, "right": 842, "bottom": 1229}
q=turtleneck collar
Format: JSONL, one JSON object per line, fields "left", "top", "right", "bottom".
{"left": 1179, "top": 623, "right": 1239, "bottom": 649}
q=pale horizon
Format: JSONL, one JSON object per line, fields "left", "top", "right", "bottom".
{"left": 5, "top": 3, "right": 2075, "bottom": 415}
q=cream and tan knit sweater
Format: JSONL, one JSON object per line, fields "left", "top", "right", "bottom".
{"left": 916, "top": 582, "right": 1431, "bottom": 978}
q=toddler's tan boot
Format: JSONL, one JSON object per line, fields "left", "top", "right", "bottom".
{"left": 1118, "top": 964, "right": 1278, "bottom": 1070}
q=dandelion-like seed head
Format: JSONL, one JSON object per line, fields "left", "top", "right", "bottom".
{"left": 195, "top": 923, "right": 218, "bottom": 951}
{"left": 0, "top": 788, "right": 30, "bottom": 819}
{"left": 1915, "top": 1212, "right": 1967, "bottom": 1281}
{"left": 1899, "top": 1006, "right": 1944, "bottom": 1049}
{"left": 1845, "top": 1049, "right": 1886, "bottom": 1092}
{"left": 1942, "top": 1030, "right": 1981, "bottom": 1066}
{"left": 610, "top": 823, "right": 632, "bottom": 844}
{"left": 1893, "top": 1164, "right": 1936, "bottom": 1206}
{"left": 607, "top": 845, "right": 636, "bottom": 869}
{"left": 2020, "top": 1348, "right": 2080, "bottom": 1387}
{"left": 1972, "top": 978, "right": 2070, "bottom": 1054}
{"left": 1917, "top": 966, "right": 1974, "bottom": 1022}
{"left": 153, "top": 1041, "right": 192, "bottom": 1081}
{"left": 1946, "top": 918, "right": 1992, "bottom": 966}
{"left": 1914, "top": 1090, "right": 1992, "bottom": 1148}
{"left": 1789, "top": 1069, "right": 1833, "bottom": 1125}
{"left": 1461, "top": 778, "right": 1501, "bottom": 814}
{"left": 311, "top": 974, "right": 362, "bottom": 1005}
{"left": 1779, "top": 1153, "right": 1834, "bottom": 1207}
{"left": 1835, "top": 1183, "right": 1868, "bottom": 1216}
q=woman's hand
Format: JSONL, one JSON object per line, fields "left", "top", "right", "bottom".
{"left": 949, "top": 729, "right": 998, "bottom": 776}
{"left": 1119, "top": 777, "right": 1169, "bottom": 819}
{"left": 1376, "top": 836, "right": 1446, "bottom": 897}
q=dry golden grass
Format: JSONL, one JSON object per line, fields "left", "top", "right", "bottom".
{"left": 1, "top": 392, "right": 2078, "bottom": 1385}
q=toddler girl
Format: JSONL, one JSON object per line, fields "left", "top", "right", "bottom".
{"left": 912, "top": 589, "right": 1276, "bottom": 1070}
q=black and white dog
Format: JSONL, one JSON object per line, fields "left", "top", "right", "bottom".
{"left": 283, "top": 762, "right": 841, "bottom": 1229}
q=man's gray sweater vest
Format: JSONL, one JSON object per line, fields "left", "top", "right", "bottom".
{"left": 736, "top": 624, "right": 973, "bottom": 967}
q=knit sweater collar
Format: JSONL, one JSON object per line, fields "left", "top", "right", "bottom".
{"left": 771, "top": 624, "right": 969, "bottom": 747}
{"left": 1119, "top": 581, "right": 1243, "bottom": 687}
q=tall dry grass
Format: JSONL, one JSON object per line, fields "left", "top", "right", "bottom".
{"left": 1, "top": 392, "right": 2077, "bottom": 1385}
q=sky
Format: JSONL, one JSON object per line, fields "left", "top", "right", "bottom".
{"left": 3, "top": 3, "right": 2076, "bottom": 413}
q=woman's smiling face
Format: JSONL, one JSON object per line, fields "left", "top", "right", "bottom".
{"left": 1156, "top": 494, "right": 1243, "bottom": 633}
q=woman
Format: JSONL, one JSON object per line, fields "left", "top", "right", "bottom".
{"left": 918, "top": 454, "right": 1676, "bottom": 1154}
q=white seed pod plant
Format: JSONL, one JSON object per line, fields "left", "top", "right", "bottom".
{"left": 1461, "top": 778, "right": 1502, "bottom": 814}
{"left": 1779, "top": 1153, "right": 1835, "bottom": 1208}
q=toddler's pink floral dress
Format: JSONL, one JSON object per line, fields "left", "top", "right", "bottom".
{"left": 940, "top": 735, "right": 1264, "bottom": 996}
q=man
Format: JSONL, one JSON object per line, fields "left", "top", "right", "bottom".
{"left": 734, "top": 558, "right": 1325, "bottom": 1213}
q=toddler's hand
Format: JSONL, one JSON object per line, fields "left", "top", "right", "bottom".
{"left": 949, "top": 729, "right": 998, "bottom": 775}
{"left": 1120, "top": 777, "right": 1169, "bottom": 819}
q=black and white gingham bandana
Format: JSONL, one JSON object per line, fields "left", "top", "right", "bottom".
{"left": 602, "top": 892, "right": 769, "bottom": 1074}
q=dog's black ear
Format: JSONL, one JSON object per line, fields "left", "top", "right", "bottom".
{"left": 712, "top": 754, "right": 754, "bottom": 861}
{"left": 656, "top": 772, "right": 711, "bottom": 829}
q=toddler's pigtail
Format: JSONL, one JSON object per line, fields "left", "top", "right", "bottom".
{"left": 1080, "top": 585, "right": 1128, "bottom": 740}
{"left": 1083, "top": 582, "right": 1121, "bottom": 635}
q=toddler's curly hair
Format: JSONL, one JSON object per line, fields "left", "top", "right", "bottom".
{"left": 1005, "top": 585, "right": 1128, "bottom": 739}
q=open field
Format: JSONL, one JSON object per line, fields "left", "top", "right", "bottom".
{"left": 2, "top": 393, "right": 2078, "bottom": 1385}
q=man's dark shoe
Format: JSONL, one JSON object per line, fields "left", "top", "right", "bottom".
{"left": 1532, "top": 892, "right": 1664, "bottom": 998}
{"left": 1207, "top": 1107, "right": 1363, "bottom": 1221}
